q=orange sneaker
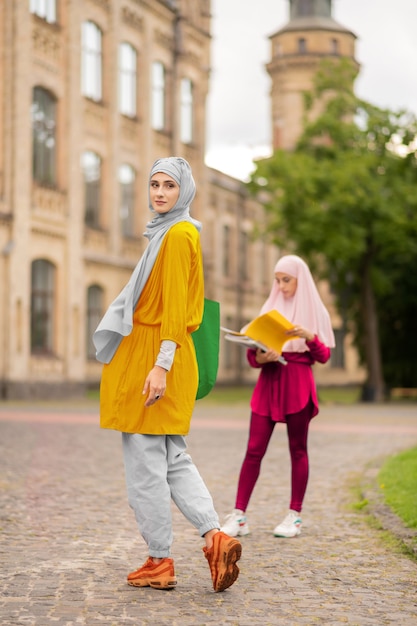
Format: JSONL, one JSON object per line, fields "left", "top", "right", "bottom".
{"left": 203, "top": 531, "right": 242, "bottom": 592}
{"left": 127, "top": 557, "right": 177, "bottom": 590}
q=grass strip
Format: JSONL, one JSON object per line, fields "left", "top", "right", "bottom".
{"left": 378, "top": 446, "right": 417, "bottom": 529}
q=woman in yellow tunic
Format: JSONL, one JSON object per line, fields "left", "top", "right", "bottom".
{"left": 100, "top": 219, "right": 202, "bottom": 435}
{"left": 93, "top": 157, "right": 241, "bottom": 592}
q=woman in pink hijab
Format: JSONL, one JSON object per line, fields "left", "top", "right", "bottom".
{"left": 222, "top": 255, "right": 335, "bottom": 538}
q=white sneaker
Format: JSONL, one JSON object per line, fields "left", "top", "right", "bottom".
{"left": 220, "top": 509, "right": 250, "bottom": 537}
{"left": 273, "top": 510, "right": 302, "bottom": 538}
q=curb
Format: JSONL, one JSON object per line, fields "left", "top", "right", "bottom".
{"left": 361, "top": 461, "right": 417, "bottom": 558}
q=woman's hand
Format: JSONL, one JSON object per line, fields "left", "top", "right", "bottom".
{"left": 143, "top": 365, "right": 167, "bottom": 406}
{"left": 287, "top": 326, "right": 315, "bottom": 342}
{"left": 255, "top": 348, "right": 281, "bottom": 364}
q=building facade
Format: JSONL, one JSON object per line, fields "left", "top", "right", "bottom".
{"left": 0, "top": 0, "right": 363, "bottom": 399}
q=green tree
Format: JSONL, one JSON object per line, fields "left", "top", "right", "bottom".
{"left": 248, "top": 59, "right": 417, "bottom": 401}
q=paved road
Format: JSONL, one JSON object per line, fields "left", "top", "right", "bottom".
{"left": 0, "top": 400, "right": 416, "bottom": 625}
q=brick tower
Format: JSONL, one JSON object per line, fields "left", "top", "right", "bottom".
{"left": 267, "top": 0, "right": 358, "bottom": 150}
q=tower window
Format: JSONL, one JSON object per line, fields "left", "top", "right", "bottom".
{"left": 298, "top": 38, "right": 307, "bottom": 54}
{"left": 331, "top": 38, "right": 339, "bottom": 55}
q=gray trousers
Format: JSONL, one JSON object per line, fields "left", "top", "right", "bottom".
{"left": 122, "top": 433, "right": 220, "bottom": 558}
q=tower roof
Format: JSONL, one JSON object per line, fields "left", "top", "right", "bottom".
{"left": 274, "top": 0, "right": 356, "bottom": 37}
{"left": 291, "top": 0, "right": 332, "bottom": 19}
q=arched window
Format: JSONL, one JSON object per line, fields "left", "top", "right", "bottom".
{"left": 81, "top": 21, "right": 102, "bottom": 101}
{"left": 180, "top": 78, "right": 193, "bottom": 144}
{"left": 119, "top": 164, "right": 136, "bottom": 236}
{"left": 31, "top": 259, "right": 55, "bottom": 354}
{"left": 30, "top": 0, "right": 56, "bottom": 23}
{"left": 151, "top": 61, "right": 165, "bottom": 130}
{"left": 82, "top": 151, "right": 101, "bottom": 228}
{"left": 86, "top": 285, "right": 103, "bottom": 359}
{"left": 32, "top": 87, "right": 57, "bottom": 186}
{"left": 119, "top": 43, "right": 137, "bottom": 117}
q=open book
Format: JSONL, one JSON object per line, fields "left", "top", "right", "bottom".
{"left": 221, "top": 309, "right": 300, "bottom": 365}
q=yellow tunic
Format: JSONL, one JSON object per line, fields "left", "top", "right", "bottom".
{"left": 99, "top": 221, "right": 204, "bottom": 435}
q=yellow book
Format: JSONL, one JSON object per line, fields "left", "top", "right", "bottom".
{"left": 221, "top": 310, "right": 300, "bottom": 358}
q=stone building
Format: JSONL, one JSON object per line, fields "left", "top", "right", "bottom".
{"left": 0, "top": 0, "right": 363, "bottom": 399}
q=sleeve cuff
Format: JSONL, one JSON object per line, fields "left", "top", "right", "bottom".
{"left": 155, "top": 339, "right": 177, "bottom": 371}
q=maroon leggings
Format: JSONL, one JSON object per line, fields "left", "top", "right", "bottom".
{"left": 235, "top": 405, "right": 311, "bottom": 513}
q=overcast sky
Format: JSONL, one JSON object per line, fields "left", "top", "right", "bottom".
{"left": 205, "top": 0, "right": 417, "bottom": 179}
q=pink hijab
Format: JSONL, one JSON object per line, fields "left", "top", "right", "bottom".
{"left": 260, "top": 255, "right": 335, "bottom": 353}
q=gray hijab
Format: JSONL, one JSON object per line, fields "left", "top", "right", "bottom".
{"left": 93, "top": 157, "right": 202, "bottom": 364}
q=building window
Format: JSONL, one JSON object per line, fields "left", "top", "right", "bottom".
{"left": 32, "top": 87, "right": 57, "bottom": 187}
{"left": 298, "top": 38, "right": 307, "bottom": 54}
{"left": 223, "top": 224, "right": 230, "bottom": 277}
{"left": 82, "top": 151, "right": 101, "bottom": 228}
{"left": 240, "top": 231, "right": 249, "bottom": 281}
{"left": 119, "top": 43, "right": 137, "bottom": 117}
{"left": 30, "top": 0, "right": 56, "bottom": 23}
{"left": 274, "top": 42, "right": 282, "bottom": 57}
{"left": 87, "top": 285, "right": 103, "bottom": 359}
{"left": 151, "top": 61, "right": 165, "bottom": 130}
{"left": 330, "top": 328, "right": 345, "bottom": 368}
{"left": 81, "top": 21, "right": 102, "bottom": 101}
{"left": 31, "top": 259, "right": 55, "bottom": 354}
{"left": 331, "top": 38, "right": 339, "bottom": 55}
{"left": 180, "top": 78, "right": 193, "bottom": 144}
{"left": 224, "top": 315, "right": 234, "bottom": 370}
{"left": 119, "top": 164, "right": 136, "bottom": 236}
{"left": 262, "top": 241, "right": 270, "bottom": 286}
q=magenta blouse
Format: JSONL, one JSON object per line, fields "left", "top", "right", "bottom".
{"left": 247, "top": 336, "right": 331, "bottom": 423}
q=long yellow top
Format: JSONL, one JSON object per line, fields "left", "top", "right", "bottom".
{"left": 99, "top": 221, "right": 204, "bottom": 435}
